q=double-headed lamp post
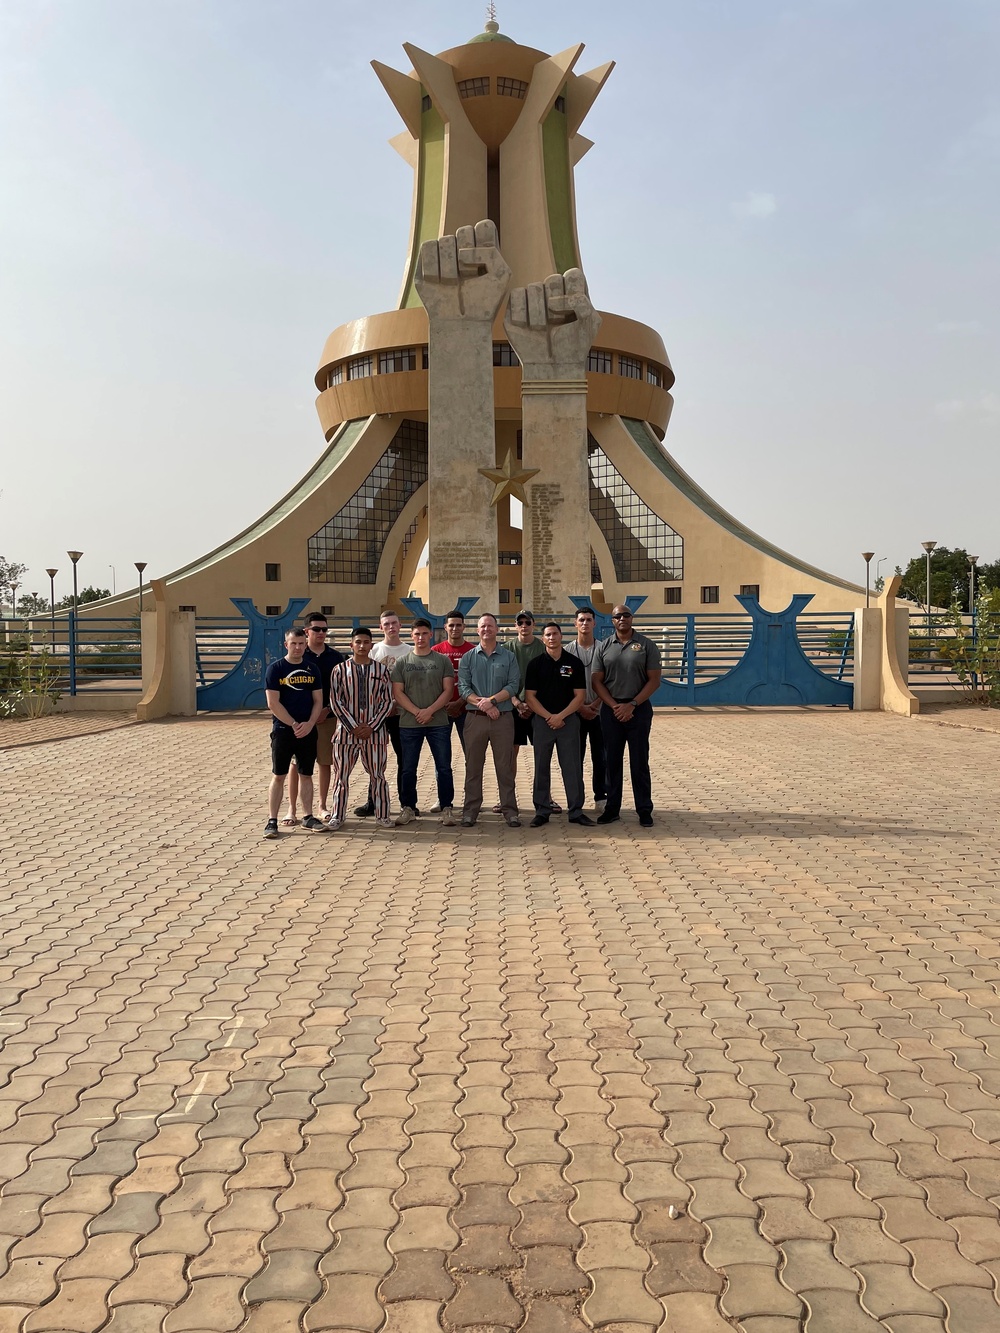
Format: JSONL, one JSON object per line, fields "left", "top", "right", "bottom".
{"left": 67, "top": 550, "right": 83, "bottom": 608}
{"left": 862, "top": 552, "right": 875, "bottom": 609}
{"left": 46, "top": 568, "right": 58, "bottom": 649}
{"left": 969, "top": 555, "right": 979, "bottom": 619}
{"left": 921, "top": 540, "right": 937, "bottom": 640}
{"left": 135, "top": 562, "right": 148, "bottom": 613}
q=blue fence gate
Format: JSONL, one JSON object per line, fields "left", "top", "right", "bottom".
{"left": 194, "top": 594, "right": 854, "bottom": 711}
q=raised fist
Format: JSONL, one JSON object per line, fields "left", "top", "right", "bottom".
{"left": 504, "top": 268, "right": 602, "bottom": 376}
{"left": 415, "top": 219, "right": 512, "bottom": 323}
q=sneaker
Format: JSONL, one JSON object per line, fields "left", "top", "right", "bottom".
{"left": 430, "top": 801, "right": 442, "bottom": 814}
{"left": 375, "top": 818, "right": 394, "bottom": 829}
{"left": 529, "top": 814, "right": 549, "bottom": 828}
{"left": 569, "top": 814, "right": 596, "bottom": 826}
{"left": 638, "top": 813, "right": 654, "bottom": 828}
{"left": 395, "top": 806, "right": 417, "bottom": 827}
{"left": 439, "top": 807, "right": 457, "bottom": 826}
{"left": 263, "top": 818, "right": 279, "bottom": 839}
{"left": 505, "top": 816, "right": 522, "bottom": 828}
{"left": 325, "top": 818, "right": 342, "bottom": 831}
{"left": 354, "top": 801, "right": 375, "bottom": 818}
{"left": 301, "top": 815, "right": 328, "bottom": 832}
{"left": 596, "top": 810, "right": 620, "bottom": 825}
{"left": 460, "top": 816, "right": 477, "bottom": 827}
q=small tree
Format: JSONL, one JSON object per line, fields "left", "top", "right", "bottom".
{"left": 15, "top": 593, "right": 50, "bottom": 618}
{"left": 56, "top": 586, "right": 112, "bottom": 610}
{"left": 942, "top": 589, "right": 1000, "bottom": 706}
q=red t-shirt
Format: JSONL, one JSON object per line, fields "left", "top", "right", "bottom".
{"left": 432, "top": 639, "right": 474, "bottom": 702}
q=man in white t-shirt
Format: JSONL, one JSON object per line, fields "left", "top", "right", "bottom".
{"left": 356, "top": 610, "right": 411, "bottom": 816}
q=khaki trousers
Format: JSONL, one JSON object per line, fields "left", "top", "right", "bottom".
{"left": 462, "top": 711, "right": 517, "bottom": 821}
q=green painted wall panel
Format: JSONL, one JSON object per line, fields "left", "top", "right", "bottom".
{"left": 401, "top": 101, "right": 445, "bottom": 309}
{"left": 542, "top": 99, "right": 579, "bottom": 274}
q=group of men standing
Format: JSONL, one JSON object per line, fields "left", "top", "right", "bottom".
{"left": 262, "top": 604, "right": 661, "bottom": 838}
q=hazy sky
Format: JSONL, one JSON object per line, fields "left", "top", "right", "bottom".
{"left": 2, "top": 0, "right": 997, "bottom": 604}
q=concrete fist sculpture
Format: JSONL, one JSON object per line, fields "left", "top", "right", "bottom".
{"left": 504, "top": 268, "right": 601, "bottom": 377}
{"left": 414, "top": 219, "right": 512, "bottom": 323}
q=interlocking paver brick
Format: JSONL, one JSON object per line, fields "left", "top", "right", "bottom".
{"left": 4, "top": 713, "right": 1000, "bottom": 1330}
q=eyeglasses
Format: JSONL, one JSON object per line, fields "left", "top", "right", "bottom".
{"left": 611, "top": 613, "right": 633, "bottom": 620}
{"left": 308, "top": 626, "right": 328, "bottom": 633}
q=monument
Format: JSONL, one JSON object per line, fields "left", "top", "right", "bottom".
{"left": 141, "top": 18, "right": 862, "bottom": 620}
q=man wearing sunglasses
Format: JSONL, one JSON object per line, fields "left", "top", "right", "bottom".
{"left": 591, "top": 605, "right": 661, "bottom": 827}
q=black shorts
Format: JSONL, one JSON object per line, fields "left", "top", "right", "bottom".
{"left": 271, "top": 726, "right": 317, "bottom": 777}
{"left": 513, "top": 712, "right": 534, "bottom": 747}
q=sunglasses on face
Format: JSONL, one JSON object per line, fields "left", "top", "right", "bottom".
{"left": 611, "top": 613, "right": 633, "bottom": 620}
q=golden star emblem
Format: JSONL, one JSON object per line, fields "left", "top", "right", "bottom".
{"left": 478, "top": 450, "right": 540, "bottom": 507}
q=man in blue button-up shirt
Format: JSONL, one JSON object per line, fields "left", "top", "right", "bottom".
{"left": 457, "top": 614, "right": 522, "bottom": 827}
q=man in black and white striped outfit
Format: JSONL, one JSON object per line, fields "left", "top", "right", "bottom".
{"left": 326, "top": 627, "right": 395, "bottom": 831}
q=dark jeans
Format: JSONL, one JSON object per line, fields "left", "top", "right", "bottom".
{"left": 399, "top": 725, "right": 454, "bottom": 812}
{"left": 599, "top": 701, "right": 653, "bottom": 817}
{"left": 532, "top": 714, "right": 584, "bottom": 816}
{"left": 370, "top": 714, "right": 403, "bottom": 804}
{"left": 579, "top": 712, "right": 607, "bottom": 800}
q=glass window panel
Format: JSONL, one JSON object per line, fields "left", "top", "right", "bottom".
{"left": 497, "top": 77, "right": 528, "bottom": 98}
{"left": 664, "top": 587, "right": 682, "bottom": 604}
{"left": 587, "top": 349, "right": 612, "bottom": 373}
{"left": 378, "top": 348, "right": 417, "bottom": 374}
{"left": 587, "top": 435, "right": 683, "bottom": 582}
{"left": 347, "top": 355, "right": 372, "bottom": 380}
{"left": 493, "top": 342, "right": 520, "bottom": 367}
{"left": 458, "top": 77, "right": 490, "bottom": 98}
{"left": 619, "top": 354, "right": 643, "bottom": 380}
{"left": 308, "top": 419, "right": 428, "bottom": 584}
{"left": 701, "top": 586, "right": 720, "bottom": 604}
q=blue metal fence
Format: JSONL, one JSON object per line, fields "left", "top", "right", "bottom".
{"left": 0, "top": 614, "right": 142, "bottom": 696}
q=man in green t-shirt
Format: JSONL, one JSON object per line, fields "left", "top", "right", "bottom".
{"left": 390, "top": 619, "right": 456, "bottom": 826}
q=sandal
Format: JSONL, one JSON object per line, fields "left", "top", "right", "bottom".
{"left": 280, "top": 816, "right": 300, "bottom": 826}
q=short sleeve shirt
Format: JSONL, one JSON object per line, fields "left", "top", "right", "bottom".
{"left": 304, "top": 645, "right": 344, "bottom": 710}
{"left": 371, "top": 640, "right": 412, "bottom": 715}
{"left": 265, "top": 656, "right": 320, "bottom": 726}
{"left": 512, "top": 638, "right": 545, "bottom": 693}
{"left": 391, "top": 651, "right": 454, "bottom": 728}
{"left": 432, "top": 639, "right": 474, "bottom": 702}
{"left": 594, "top": 631, "right": 662, "bottom": 699}
{"left": 524, "top": 650, "right": 585, "bottom": 715}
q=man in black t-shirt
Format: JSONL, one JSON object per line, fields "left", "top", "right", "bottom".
{"left": 263, "top": 628, "right": 326, "bottom": 838}
{"left": 284, "top": 613, "right": 344, "bottom": 825}
{"left": 524, "top": 623, "right": 594, "bottom": 827}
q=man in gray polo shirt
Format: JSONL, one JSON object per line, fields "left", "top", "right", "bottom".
{"left": 591, "top": 605, "right": 662, "bottom": 826}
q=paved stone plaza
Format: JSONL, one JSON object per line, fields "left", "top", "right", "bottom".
{"left": 1, "top": 711, "right": 999, "bottom": 1333}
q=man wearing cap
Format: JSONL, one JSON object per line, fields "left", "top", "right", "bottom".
{"left": 591, "top": 605, "right": 662, "bottom": 827}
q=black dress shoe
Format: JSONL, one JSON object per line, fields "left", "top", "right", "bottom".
{"left": 569, "top": 814, "right": 595, "bottom": 826}
{"left": 596, "top": 810, "right": 620, "bottom": 824}
{"left": 529, "top": 814, "right": 549, "bottom": 828}
{"left": 639, "top": 813, "right": 654, "bottom": 827}
{"left": 354, "top": 801, "right": 375, "bottom": 817}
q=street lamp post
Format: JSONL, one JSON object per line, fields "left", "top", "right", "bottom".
{"left": 135, "top": 562, "right": 147, "bottom": 613}
{"left": 862, "top": 552, "right": 875, "bottom": 609}
{"left": 67, "top": 551, "right": 83, "bottom": 608}
{"left": 921, "top": 541, "right": 937, "bottom": 643}
{"left": 67, "top": 551, "right": 83, "bottom": 698}
{"left": 46, "top": 568, "right": 58, "bottom": 650}
{"left": 108, "top": 565, "right": 116, "bottom": 596}
{"left": 10, "top": 583, "right": 19, "bottom": 620}
{"left": 969, "top": 555, "right": 979, "bottom": 620}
